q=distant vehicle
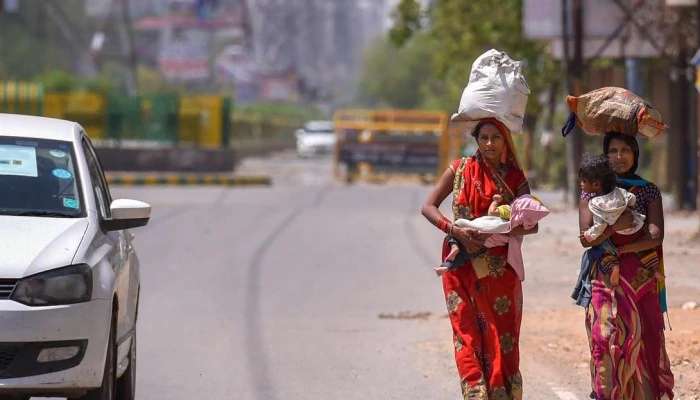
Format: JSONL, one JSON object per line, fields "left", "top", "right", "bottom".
{"left": 295, "top": 120, "right": 336, "bottom": 157}
{"left": 332, "top": 109, "right": 450, "bottom": 183}
{"left": 0, "top": 113, "right": 151, "bottom": 400}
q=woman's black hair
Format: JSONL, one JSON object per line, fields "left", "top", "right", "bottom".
{"left": 603, "top": 132, "right": 639, "bottom": 175}
{"left": 579, "top": 153, "right": 617, "bottom": 194}
{"left": 471, "top": 120, "right": 504, "bottom": 138}
{"left": 471, "top": 120, "right": 487, "bottom": 138}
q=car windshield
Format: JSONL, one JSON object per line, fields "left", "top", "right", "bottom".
{"left": 0, "top": 136, "right": 84, "bottom": 218}
{"left": 304, "top": 121, "right": 334, "bottom": 133}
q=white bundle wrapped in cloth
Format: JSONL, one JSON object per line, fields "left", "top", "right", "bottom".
{"left": 451, "top": 49, "right": 531, "bottom": 135}
{"left": 454, "top": 216, "right": 511, "bottom": 234}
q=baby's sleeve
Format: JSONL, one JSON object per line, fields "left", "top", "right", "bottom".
{"left": 583, "top": 215, "right": 608, "bottom": 242}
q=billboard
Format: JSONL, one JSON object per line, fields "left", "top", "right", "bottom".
{"left": 85, "top": 0, "right": 112, "bottom": 17}
{"left": 159, "top": 29, "right": 210, "bottom": 81}
{"left": 524, "top": 0, "right": 664, "bottom": 59}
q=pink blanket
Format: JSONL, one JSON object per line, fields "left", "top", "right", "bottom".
{"left": 484, "top": 195, "right": 549, "bottom": 280}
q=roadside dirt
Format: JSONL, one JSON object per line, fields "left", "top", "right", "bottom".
{"left": 407, "top": 208, "right": 700, "bottom": 397}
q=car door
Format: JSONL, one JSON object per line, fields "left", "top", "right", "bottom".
{"left": 81, "top": 137, "right": 134, "bottom": 341}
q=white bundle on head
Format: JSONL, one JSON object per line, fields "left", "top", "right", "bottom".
{"left": 451, "top": 49, "right": 531, "bottom": 135}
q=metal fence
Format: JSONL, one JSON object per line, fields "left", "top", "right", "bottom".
{"left": 0, "top": 81, "right": 232, "bottom": 148}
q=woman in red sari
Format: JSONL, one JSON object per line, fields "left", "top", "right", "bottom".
{"left": 421, "top": 119, "right": 537, "bottom": 399}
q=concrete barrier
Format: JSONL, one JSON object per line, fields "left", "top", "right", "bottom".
{"left": 106, "top": 173, "right": 271, "bottom": 186}
{"left": 95, "top": 146, "right": 237, "bottom": 172}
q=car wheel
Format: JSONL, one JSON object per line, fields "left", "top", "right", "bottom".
{"left": 116, "top": 329, "right": 136, "bottom": 400}
{"left": 73, "top": 312, "right": 117, "bottom": 400}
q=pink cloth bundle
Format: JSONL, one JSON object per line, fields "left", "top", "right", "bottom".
{"left": 484, "top": 195, "right": 550, "bottom": 281}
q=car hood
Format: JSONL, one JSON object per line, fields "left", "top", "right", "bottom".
{"left": 0, "top": 216, "right": 89, "bottom": 278}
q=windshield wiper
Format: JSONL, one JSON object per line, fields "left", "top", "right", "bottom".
{"left": 11, "top": 211, "right": 77, "bottom": 218}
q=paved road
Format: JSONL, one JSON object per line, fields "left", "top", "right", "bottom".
{"left": 116, "top": 158, "right": 461, "bottom": 400}
{"left": 39, "top": 153, "right": 616, "bottom": 399}
{"left": 33, "top": 152, "right": 700, "bottom": 399}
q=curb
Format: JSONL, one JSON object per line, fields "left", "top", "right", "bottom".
{"left": 106, "top": 174, "right": 271, "bottom": 187}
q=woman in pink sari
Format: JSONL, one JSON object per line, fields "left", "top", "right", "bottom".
{"left": 579, "top": 132, "right": 674, "bottom": 400}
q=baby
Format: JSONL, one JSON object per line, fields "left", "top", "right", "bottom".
{"left": 435, "top": 194, "right": 508, "bottom": 275}
{"left": 579, "top": 154, "right": 646, "bottom": 285}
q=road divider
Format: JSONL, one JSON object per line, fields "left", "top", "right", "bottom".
{"left": 106, "top": 173, "right": 271, "bottom": 187}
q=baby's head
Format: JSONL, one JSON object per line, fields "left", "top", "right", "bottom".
{"left": 579, "top": 154, "right": 616, "bottom": 195}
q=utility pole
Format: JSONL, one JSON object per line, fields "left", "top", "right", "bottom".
{"left": 670, "top": 12, "right": 694, "bottom": 210}
{"left": 693, "top": 2, "right": 700, "bottom": 211}
{"left": 697, "top": 0, "right": 700, "bottom": 217}
{"left": 119, "top": 0, "right": 138, "bottom": 95}
{"left": 563, "top": 0, "right": 584, "bottom": 206}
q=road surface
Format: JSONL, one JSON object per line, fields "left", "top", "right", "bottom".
{"left": 37, "top": 152, "right": 700, "bottom": 399}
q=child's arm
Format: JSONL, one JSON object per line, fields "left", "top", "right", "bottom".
{"left": 487, "top": 194, "right": 503, "bottom": 216}
{"left": 488, "top": 202, "right": 500, "bottom": 217}
{"left": 579, "top": 198, "right": 611, "bottom": 247}
{"left": 582, "top": 218, "right": 609, "bottom": 243}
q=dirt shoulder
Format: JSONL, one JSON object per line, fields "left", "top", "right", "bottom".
{"left": 520, "top": 307, "right": 700, "bottom": 398}
{"left": 414, "top": 206, "right": 700, "bottom": 397}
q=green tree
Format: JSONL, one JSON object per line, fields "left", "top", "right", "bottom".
{"left": 368, "top": 0, "right": 557, "bottom": 117}
{"left": 388, "top": 0, "right": 423, "bottom": 47}
{"left": 429, "top": 0, "right": 555, "bottom": 115}
{"left": 356, "top": 0, "right": 561, "bottom": 182}
{"left": 356, "top": 35, "right": 437, "bottom": 109}
{"left": 0, "top": 1, "right": 94, "bottom": 80}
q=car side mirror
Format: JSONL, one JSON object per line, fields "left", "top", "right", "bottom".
{"left": 101, "top": 199, "right": 152, "bottom": 231}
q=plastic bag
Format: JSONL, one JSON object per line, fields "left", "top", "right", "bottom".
{"left": 563, "top": 86, "right": 666, "bottom": 138}
{"left": 451, "top": 49, "right": 531, "bottom": 134}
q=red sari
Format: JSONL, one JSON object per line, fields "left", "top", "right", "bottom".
{"left": 442, "top": 155, "right": 528, "bottom": 399}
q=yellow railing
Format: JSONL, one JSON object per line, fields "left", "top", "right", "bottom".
{"left": 332, "top": 109, "right": 450, "bottom": 183}
{"left": 333, "top": 109, "right": 448, "bottom": 133}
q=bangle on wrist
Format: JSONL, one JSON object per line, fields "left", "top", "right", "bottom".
{"left": 437, "top": 218, "right": 450, "bottom": 233}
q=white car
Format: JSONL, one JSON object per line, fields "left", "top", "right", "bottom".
{"left": 0, "top": 114, "right": 151, "bottom": 399}
{"left": 295, "top": 120, "right": 336, "bottom": 157}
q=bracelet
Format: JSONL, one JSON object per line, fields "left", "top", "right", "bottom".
{"left": 448, "top": 223, "right": 454, "bottom": 236}
{"left": 437, "top": 217, "right": 451, "bottom": 233}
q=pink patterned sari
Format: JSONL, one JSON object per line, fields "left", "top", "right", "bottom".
{"left": 584, "top": 183, "right": 674, "bottom": 400}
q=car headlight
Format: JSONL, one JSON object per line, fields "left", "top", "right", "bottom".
{"left": 11, "top": 264, "right": 92, "bottom": 306}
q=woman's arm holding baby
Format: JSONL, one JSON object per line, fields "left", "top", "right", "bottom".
{"left": 421, "top": 167, "right": 484, "bottom": 253}
{"left": 579, "top": 202, "right": 636, "bottom": 248}
{"left": 420, "top": 167, "right": 455, "bottom": 231}
{"left": 617, "top": 197, "right": 664, "bottom": 254}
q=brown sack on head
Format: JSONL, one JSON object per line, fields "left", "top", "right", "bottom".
{"left": 566, "top": 87, "right": 666, "bottom": 138}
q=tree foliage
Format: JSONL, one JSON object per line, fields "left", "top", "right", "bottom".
{"left": 388, "top": 0, "right": 423, "bottom": 47}
{"left": 359, "top": 0, "right": 558, "bottom": 119}
{"left": 0, "top": 1, "right": 93, "bottom": 80}
{"left": 357, "top": 34, "right": 437, "bottom": 109}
